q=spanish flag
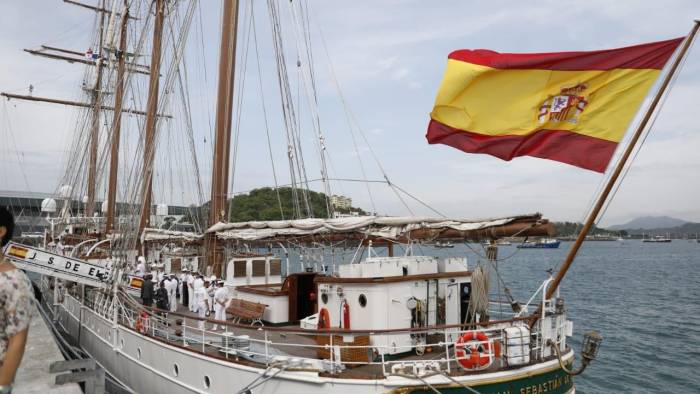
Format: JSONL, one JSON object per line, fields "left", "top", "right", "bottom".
{"left": 427, "top": 38, "right": 684, "bottom": 172}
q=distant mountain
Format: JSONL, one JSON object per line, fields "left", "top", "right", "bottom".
{"left": 608, "top": 216, "right": 688, "bottom": 230}
{"left": 622, "top": 222, "right": 700, "bottom": 237}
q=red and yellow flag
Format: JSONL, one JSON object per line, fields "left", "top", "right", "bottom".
{"left": 426, "top": 38, "right": 684, "bottom": 172}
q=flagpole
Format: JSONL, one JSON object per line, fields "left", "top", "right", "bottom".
{"left": 542, "top": 20, "right": 700, "bottom": 304}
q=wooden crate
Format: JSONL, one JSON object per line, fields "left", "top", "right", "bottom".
{"left": 316, "top": 334, "right": 371, "bottom": 365}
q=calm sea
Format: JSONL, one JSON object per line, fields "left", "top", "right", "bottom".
{"left": 424, "top": 240, "right": 700, "bottom": 394}
{"left": 284, "top": 240, "right": 699, "bottom": 392}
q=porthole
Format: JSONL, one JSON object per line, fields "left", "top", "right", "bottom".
{"left": 358, "top": 294, "right": 367, "bottom": 308}
{"left": 204, "top": 375, "right": 211, "bottom": 389}
{"left": 173, "top": 364, "right": 179, "bottom": 377}
{"left": 321, "top": 293, "right": 328, "bottom": 304}
{"left": 137, "top": 347, "right": 142, "bottom": 360}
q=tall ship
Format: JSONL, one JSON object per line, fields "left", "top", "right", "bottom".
{"left": 3, "top": 2, "right": 697, "bottom": 393}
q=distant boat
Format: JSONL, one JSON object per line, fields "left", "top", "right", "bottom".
{"left": 482, "top": 239, "right": 513, "bottom": 247}
{"left": 642, "top": 235, "right": 672, "bottom": 243}
{"left": 434, "top": 241, "right": 454, "bottom": 248}
{"left": 517, "top": 238, "right": 561, "bottom": 249}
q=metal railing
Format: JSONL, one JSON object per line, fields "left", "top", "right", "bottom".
{"left": 61, "top": 285, "right": 567, "bottom": 379}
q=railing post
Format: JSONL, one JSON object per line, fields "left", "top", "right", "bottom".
{"left": 444, "top": 330, "right": 451, "bottom": 374}
{"left": 329, "top": 334, "right": 334, "bottom": 372}
{"left": 264, "top": 331, "right": 270, "bottom": 366}
{"left": 183, "top": 318, "right": 188, "bottom": 347}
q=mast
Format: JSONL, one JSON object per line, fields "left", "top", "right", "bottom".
{"left": 206, "top": 0, "right": 240, "bottom": 276}
{"left": 136, "top": 0, "right": 166, "bottom": 249}
{"left": 85, "top": 0, "right": 108, "bottom": 218}
{"left": 105, "top": 1, "right": 130, "bottom": 233}
{"left": 543, "top": 21, "right": 700, "bottom": 303}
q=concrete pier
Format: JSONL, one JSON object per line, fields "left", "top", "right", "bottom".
{"left": 14, "top": 305, "right": 82, "bottom": 394}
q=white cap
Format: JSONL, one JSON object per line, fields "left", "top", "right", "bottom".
{"left": 210, "top": 275, "right": 217, "bottom": 281}
{"left": 138, "top": 256, "right": 146, "bottom": 263}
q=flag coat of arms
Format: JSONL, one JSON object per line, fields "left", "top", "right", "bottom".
{"left": 426, "top": 38, "right": 684, "bottom": 172}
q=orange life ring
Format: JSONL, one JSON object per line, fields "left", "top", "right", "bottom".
{"left": 318, "top": 307, "right": 330, "bottom": 330}
{"left": 135, "top": 311, "right": 149, "bottom": 334}
{"left": 454, "top": 331, "right": 492, "bottom": 370}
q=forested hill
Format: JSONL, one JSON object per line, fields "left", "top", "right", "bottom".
{"left": 227, "top": 187, "right": 366, "bottom": 222}
{"left": 553, "top": 221, "right": 619, "bottom": 237}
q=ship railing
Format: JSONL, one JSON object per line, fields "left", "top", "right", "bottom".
{"left": 111, "top": 301, "right": 545, "bottom": 377}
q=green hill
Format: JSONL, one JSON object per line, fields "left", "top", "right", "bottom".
{"left": 227, "top": 187, "right": 366, "bottom": 222}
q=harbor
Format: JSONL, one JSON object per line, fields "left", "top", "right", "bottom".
{"left": 1, "top": 1, "right": 699, "bottom": 394}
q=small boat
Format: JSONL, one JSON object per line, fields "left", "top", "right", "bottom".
{"left": 517, "top": 238, "right": 561, "bottom": 249}
{"left": 434, "top": 241, "right": 454, "bottom": 248}
{"left": 643, "top": 235, "right": 672, "bottom": 243}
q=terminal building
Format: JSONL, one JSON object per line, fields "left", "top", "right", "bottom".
{"left": 0, "top": 190, "right": 198, "bottom": 236}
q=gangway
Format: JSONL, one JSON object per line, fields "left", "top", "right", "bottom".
{"left": 2, "top": 242, "right": 111, "bottom": 288}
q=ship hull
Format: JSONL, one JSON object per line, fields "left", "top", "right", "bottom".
{"left": 48, "top": 293, "right": 575, "bottom": 394}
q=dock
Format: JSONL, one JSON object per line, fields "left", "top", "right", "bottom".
{"left": 14, "top": 304, "right": 82, "bottom": 394}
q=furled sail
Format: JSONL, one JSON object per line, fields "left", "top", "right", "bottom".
{"left": 196, "top": 213, "right": 552, "bottom": 242}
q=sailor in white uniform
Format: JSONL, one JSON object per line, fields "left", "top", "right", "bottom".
{"left": 135, "top": 256, "right": 146, "bottom": 277}
{"left": 213, "top": 281, "right": 229, "bottom": 329}
{"left": 194, "top": 280, "right": 210, "bottom": 330}
{"left": 187, "top": 272, "right": 196, "bottom": 311}
{"left": 207, "top": 276, "right": 217, "bottom": 313}
{"left": 167, "top": 274, "right": 178, "bottom": 312}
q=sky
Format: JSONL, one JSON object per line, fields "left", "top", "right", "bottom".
{"left": 1, "top": 0, "right": 699, "bottom": 227}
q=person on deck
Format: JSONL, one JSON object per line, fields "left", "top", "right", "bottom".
{"left": 135, "top": 256, "right": 146, "bottom": 277}
{"left": 156, "top": 266, "right": 165, "bottom": 284}
{"left": 213, "top": 281, "right": 229, "bottom": 330}
{"left": 179, "top": 270, "right": 188, "bottom": 307}
{"left": 155, "top": 281, "right": 169, "bottom": 312}
{"left": 167, "top": 274, "right": 178, "bottom": 312}
{"left": 0, "top": 207, "right": 35, "bottom": 394}
{"left": 192, "top": 274, "right": 204, "bottom": 313}
{"left": 141, "top": 274, "right": 154, "bottom": 307}
{"left": 161, "top": 275, "right": 171, "bottom": 301}
{"left": 206, "top": 277, "right": 216, "bottom": 314}
{"left": 187, "top": 272, "right": 196, "bottom": 312}
{"left": 193, "top": 280, "right": 210, "bottom": 330}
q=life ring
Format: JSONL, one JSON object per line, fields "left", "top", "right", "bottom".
{"left": 454, "top": 331, "right": 492, "bottom": 370}
{"left": 135, "top": 311, "right": 149, "bottom": 334}
{"left": 318, "top": 307, "right": 331, "bottom": 330}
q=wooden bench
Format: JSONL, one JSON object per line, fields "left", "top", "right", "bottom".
{"left": 226, "top": 298, "right": 266, "bottom": 326}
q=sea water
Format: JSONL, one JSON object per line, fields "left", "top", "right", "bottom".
{"left": 427, "top": 240, "right": 700, "bottom": 394}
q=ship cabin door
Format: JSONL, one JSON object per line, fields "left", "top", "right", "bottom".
{"left": 284, "top": 272, "right": 318, "bottom": 322}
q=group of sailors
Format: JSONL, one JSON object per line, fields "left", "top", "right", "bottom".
{"left": 136, "top": 257, "right": 231, "bottom": 330}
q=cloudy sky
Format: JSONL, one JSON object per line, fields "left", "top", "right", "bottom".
{"left": 1, "top": 0, "right": 699, "bottom": 226}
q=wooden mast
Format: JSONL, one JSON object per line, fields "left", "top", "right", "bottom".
{"left": 542, "top": 21, "right": 700, "bottom": 304}
{"left": 136, "top": 0, "right": 166, "bottom": 250}
{"left": 206, "top": 0, "right": 240, "bottom": 276}
{"left": 85, "top": 0, "right": 108, "bottom": 218}
{"left": 105, "top": 1, "right": 130, "bottom": 233}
